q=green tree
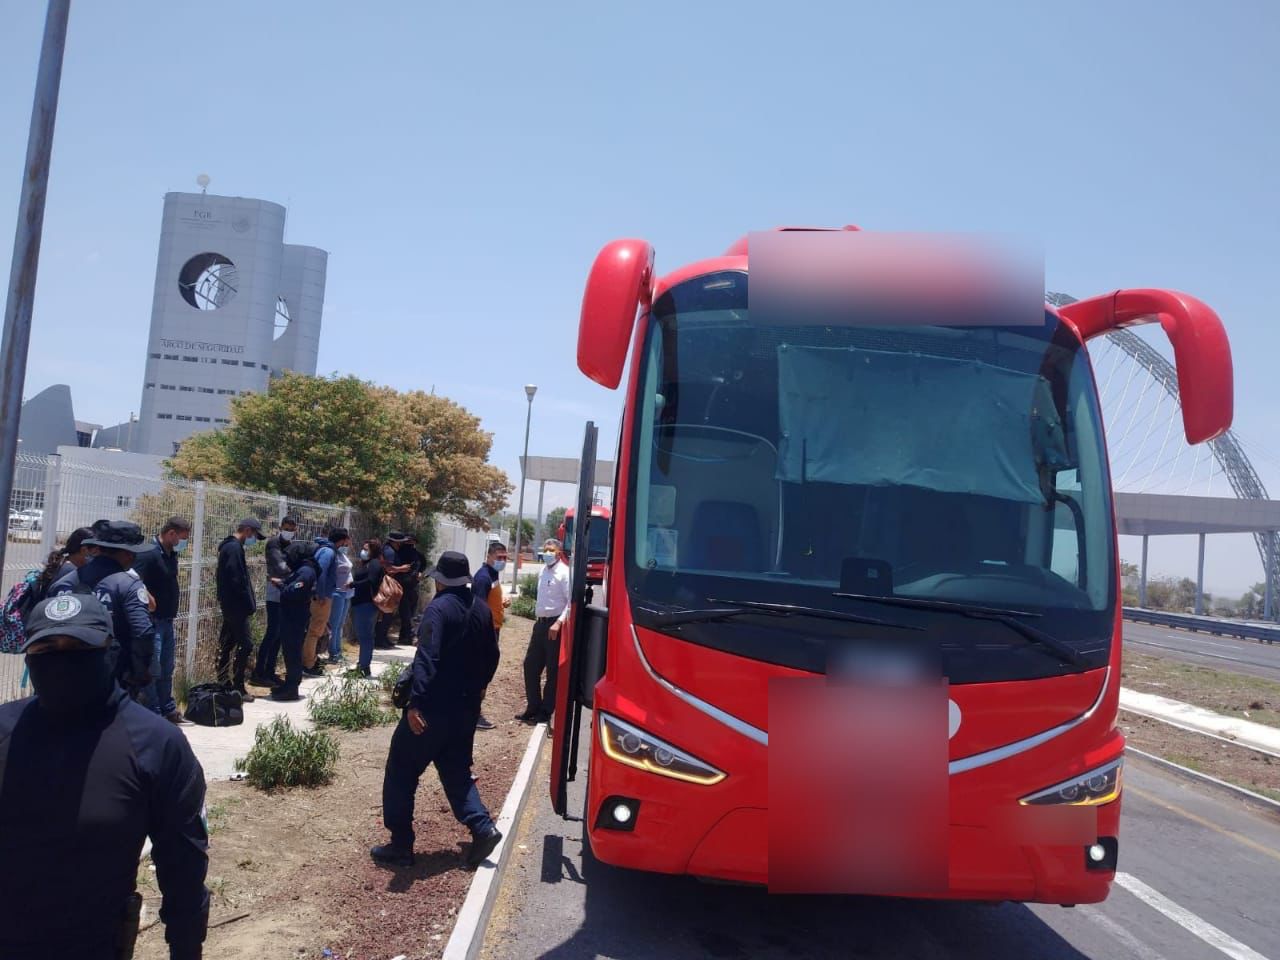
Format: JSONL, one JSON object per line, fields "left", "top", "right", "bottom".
{"left": 167, "top": 373, "right": 511, "bottom": 527}
{"left": 545, "top": 506, "right": 568, "bottom": 541}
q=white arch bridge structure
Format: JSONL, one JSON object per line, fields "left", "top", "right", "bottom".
{"left": 1050, "top": 292, "right": 1279, "bottom": 617}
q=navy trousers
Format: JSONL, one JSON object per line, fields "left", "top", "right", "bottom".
{"left": 382, "top": 709, "right": 494, "bottom": 848}
{"left": 255, "top": 600, "right": 282, "bottom": 678}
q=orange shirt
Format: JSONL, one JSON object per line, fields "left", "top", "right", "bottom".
{"left": 487, "top": 579, "right": 505, "bottom": 631}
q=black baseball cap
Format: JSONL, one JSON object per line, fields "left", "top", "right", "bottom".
{"left": 82, "top": 519, "right": 149, "bottom": 553}
{"left": 23, "top": 594, "right": 114, "bottom": 652}
{"left": 237, "top": 517, "right": 264, "bottom": 533}
{"left": 429, "top": 551, "right": 472, "bottom": 587}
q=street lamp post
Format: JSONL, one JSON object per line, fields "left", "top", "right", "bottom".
{"left": 512, "top": 384, "right": 537, "bottom": 591}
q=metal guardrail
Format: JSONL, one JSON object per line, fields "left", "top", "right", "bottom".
{"left": 1123, "top": 607, "right": 1280, "bottom": 644}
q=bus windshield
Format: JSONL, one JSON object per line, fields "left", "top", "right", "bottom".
{"left": 625, "top": 270, "right": 1116, "bottom": 682}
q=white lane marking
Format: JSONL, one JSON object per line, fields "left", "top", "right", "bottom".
{"left": 1128, "top": 638, "right": 1264, "bottom": 670}
{"left": 1115, "top": 873, "right": 1271, "bottom": 960}
{"left": 1083, "top": 906, "right": 1172, "bottom": 960}
{"left": 1164, "top": 635, "right": 1244, "bottom": 651}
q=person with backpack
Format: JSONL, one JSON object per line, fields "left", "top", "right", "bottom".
{"left": 214, "top": 518, "right": 263, "bottom": 702}
{"left": 48, "top": 520, "right": 155, "bottom": 700}
{"left": 350, "top": 538, "right": 385, "bottom": 678}
{"left": 1, "top": 544, "right": 75, "bottom": 655}
{"left": 272, "top": 540, "right": 320, "bottom": 702}
{"left": 251, "top": 515, "right": 299, "bottom": 689}
{"left": 301, "top": 528, "right": 338, "bottom": 675}
{"left": 55, "top": 526, "right": 97, "bottom": 579}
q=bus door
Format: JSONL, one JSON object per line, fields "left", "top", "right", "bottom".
{"left": 551, "top": 421, "right": 609, "bottom": 816}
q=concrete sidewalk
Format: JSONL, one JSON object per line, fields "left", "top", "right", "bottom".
{"left": 1119, "top": 686, "right": 1280, "bottom": 757}
{"left": 178, "top": 645, "right": 416, "bottom": 781}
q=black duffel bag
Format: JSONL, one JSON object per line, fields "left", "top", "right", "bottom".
{"left": 185, "top": 683, "right": 245, "bottom": 727}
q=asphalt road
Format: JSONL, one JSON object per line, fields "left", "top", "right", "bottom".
{"left": 482, "top": 723, "right": 1280, "bottom": 960}
{"left": 1123, "top": 620, "right": 1280, "bottom": 682}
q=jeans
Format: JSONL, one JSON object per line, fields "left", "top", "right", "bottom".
{"left": 328, "top": 592, "right": 352, "bottom": 660}
{"left": 381, "top": 709, "right": 494, "bottom": 849}
{"left": 146, "top": 618, "right": 177, "bottom": 717}
{"left": 255, "top": 600, "right": 281, "bottom": 679}
{"left": 353, "top": 602, "right": 378, "bottom": 673}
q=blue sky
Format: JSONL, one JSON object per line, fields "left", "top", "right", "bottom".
{"left": 2, "top": 1, "right": 1277, "bottom": 593}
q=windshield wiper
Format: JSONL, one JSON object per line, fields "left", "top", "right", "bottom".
{"left": 833, "top": 592, "right": 1086, "bottom": 668}
{"left": 702, "top": 597, "right": 923, "bottom": 630}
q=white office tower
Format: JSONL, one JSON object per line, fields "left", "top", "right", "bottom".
{"left": 135, "top": 189, "right": 327, "bottom": 456}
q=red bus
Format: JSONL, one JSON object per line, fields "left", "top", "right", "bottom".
{"left": 551, "top": 227, "right": 1232, "bottom": 904}
{"left": 558, "top": 505, "right": 611, "bottom": 583}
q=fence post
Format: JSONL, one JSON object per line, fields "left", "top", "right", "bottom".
{"left": 277, "top": 494, "right": 287, "bottom": 525}
{"left": 342, "top": 506, "right": 351, "bottom": 531}
{"left": 38, "top": 454, "right": 61, "bottom": 556}
{"left": 184, "top": 481, "right": 207, "bottom": 677}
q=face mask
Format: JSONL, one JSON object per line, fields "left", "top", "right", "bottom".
{"left": 494, "top": 559, "right": 507, "bottom": 572}
{"left": 281, "top": 530, "right": 296, "bottom": 541}
{"left": 359, "top": 549, "right": 370, "bottom": 561}
{"left": 175, "top": 539, "right": 188, "bottom": 554}
{"left": 542, "top": 552, "right": 558, "bottom": 565}
{"left": 246, "top": 536, "right": 259, "bottom": 546}
{"left": 27, "top": 648, "right": 115, "bottom": 722}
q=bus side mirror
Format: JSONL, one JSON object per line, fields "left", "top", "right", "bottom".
{"left": 578, "top": 239, "right": 654, "bottom": 389}
{"left": 1058, "top": 288, "right": 1233, "bottom": 444}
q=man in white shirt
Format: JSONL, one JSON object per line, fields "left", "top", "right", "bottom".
{"left": 516, "top": 538, "right": 572, "bottom": 724}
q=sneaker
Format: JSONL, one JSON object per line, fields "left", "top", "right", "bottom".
{"left": 248, "top": 673, "right": 281, "bottom": 689}
{"left": 370, "top": 843, "right": 415, "bottom": 868}
{"left": 301, "top": 666, "right": 325, "bottom": 678}
{"left": 476, "top": 714, "right": 495, "bottom": 730}
{"left": 464, "top": 828, "right": 502, "bottom": 868}
{"left": 234, "top": 687, "right": 256, "bottom": 703}
{"left": 514, "top": 711, "right": 538, "bottom": 724}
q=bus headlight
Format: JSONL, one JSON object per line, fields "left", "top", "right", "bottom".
{"left": 1019, "top": 758, "right": 1123, "bottom": 807}
{"left": 599, "top": 713, "right": 726, "bottom": 786}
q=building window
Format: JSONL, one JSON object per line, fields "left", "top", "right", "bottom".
{"left": 176, "top": 415, "right": 192, "bottom": 421}
{"left": 217, "top": 388, "right": 235, "bottom": 395}
{"left": 163, "top": 353, "right": 179, "bottom": 360}
{"left": 261, "top": 363, "right": 271, "bottom": 370}
{"left": 75, "top": 431, "right": 93, "bottom": 448}
{"left": 149, "top": 352, "right": 161, "bottom": 360}
{"left": 145, "top": 382, "right": 156, "bottom": 389}
{"left": 116, "top": 496, "right": 133, "bottom": 508}
{"left": 172, "top": 442, "right": 182, "bottom": 455}
{"left": 157, "top": 413, "right": 173, "bottom": 420}
{"left": 195, "top": 416, "right": 211, "bottom": 422}
{"left": 198, "top": 387, "right": 215, "bottom": 394}
{"left": 179, "top": 386, "right": 194, "bottom": 392}
{"left": 161, "top": 384, "right": 175, "bottom": 390}
{"left": 221, "top": 359, "right": 238, "bottom": 366}
{"left": 215, "top": 418, "right": 230, "bottom": 424}
{"left": 183, "top": 355, "right": 198, "bottom": 362}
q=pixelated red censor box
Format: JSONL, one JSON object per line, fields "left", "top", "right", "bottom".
{"left": 767, "top": 674, "right": 950, "bottom": 895}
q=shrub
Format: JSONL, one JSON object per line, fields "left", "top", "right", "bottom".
{"left": 309, "top": 676, "right": 394, "bottom": 731}
{"left": 234, "top": 716, "right": 339, "bottom": 790}
{"left": 512, "top": 594, "right": 536, "bottom": 620}
{"left": 518, "top": 573, "right": 539, "bottom": 597}
{"left": 379, "top": 659, "right": 407, "bottom": 694}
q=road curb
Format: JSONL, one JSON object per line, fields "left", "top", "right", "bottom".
{"left": 442, "top": 722, "right": 548, "bottom": 960}
{"left": 1126, "top": 746, "right": 1280, "bottom": 820}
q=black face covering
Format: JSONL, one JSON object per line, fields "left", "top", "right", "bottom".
{"left": 26, "top": 648, "right": 115, "bottom": 721}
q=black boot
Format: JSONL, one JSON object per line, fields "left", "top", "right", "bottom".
{"left": 370, "top": 843, "right": 415, "bottom": 867}
{"left": 464, "top": 827, "right": 502, "bottom": 868}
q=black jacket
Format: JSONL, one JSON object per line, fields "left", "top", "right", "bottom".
{"left": 409, "top": 586, "right": 499, "bottom": 717}
{"left": 49, "top": 556, "right": 154, "bottom": 686}
{"left": 264, "top": 534, "right": 293, "bottom": 582}
{"left": 0, "top": 687, "right": 209, "bottom": 958}
{"left": 215, "top": 536, "right": 255, "bottom": 615}
{"left": 351, "top": 558, "right": 384, "bottom": 606}
{"left": 132, "top": 537, "right": 180, "bottom": 620}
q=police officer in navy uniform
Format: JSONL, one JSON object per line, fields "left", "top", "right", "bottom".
{"left": 49, "top": 519, "right": 155, "bottom": 700}
{"left": 372, "top": 551, "right": 502, "bottom": 870}
{"left": 0, "top": 594, "right": 209, "bottom": 959}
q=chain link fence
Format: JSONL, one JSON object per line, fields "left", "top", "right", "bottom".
{"left": 3, "top": 452, "right": 490, "bottom": 704}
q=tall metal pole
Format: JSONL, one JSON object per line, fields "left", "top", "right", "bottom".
{"left": 0, "top": 0, "right": 72, "bottom": 576}
{"left": 512, "top": 384, "right": 536, "bottom": 591}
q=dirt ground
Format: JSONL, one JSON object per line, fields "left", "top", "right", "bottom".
{"left": 134, "top": 615, "right": 539, "bottom": 960}
{"left": 1120, "top": 651, "right": 1280, "bottom": 729}
{"left": 1119, "top": 710, "right": 1280, "bottom": 802}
